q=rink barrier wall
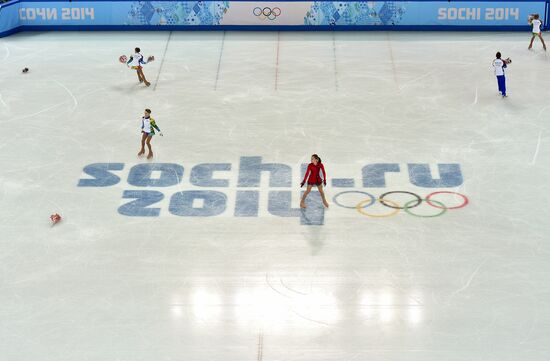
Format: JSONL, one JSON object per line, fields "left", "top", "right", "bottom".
{"left": 1, "top": 0, "right": 549, "bottom": 37}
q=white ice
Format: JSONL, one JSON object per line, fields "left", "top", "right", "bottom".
{"left": 0, "top": 31, "right": 550, "bottom": 361}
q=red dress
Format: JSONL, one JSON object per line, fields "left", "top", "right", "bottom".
{"left": 302, "top": 163, "right": 327, "bottom": 185}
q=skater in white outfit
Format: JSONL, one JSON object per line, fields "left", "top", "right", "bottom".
{"left": 138, "top": 109, "right": 163, "bottom": 159}
{"left": 528, "top": 14, "right": 546, "bottom": 51}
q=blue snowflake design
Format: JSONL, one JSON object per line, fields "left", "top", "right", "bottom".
{"left": 126, "top": 1, "right": 230, "bottom": 26}
{"left": 304, "top": 1, "right": 406, "bottom": 26}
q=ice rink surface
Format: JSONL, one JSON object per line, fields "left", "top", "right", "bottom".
{"left": 1, "top": 31, "right": 549, "bottom": 361}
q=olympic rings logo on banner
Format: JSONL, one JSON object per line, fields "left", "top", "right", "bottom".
{"left": 253, "top": 7, "right": 281, "bottom": 21}
{"left": 333, "top": 191, "right": 469, "bottom": 218}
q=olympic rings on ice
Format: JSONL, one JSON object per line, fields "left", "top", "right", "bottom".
{"left": 426, "top": 191, "right": 469, "bottom": 209}
{"left": 379, "top": 191, "right": 422, "bottom": 210}
{"left": 253, "top": 7, "right": 281, "bottom": 20}
{"left": 404, "top": 198, "right": 447, "bottom": 218}
{"left": 333, "top": 191, "right": 375, "bottom": 209}
{"left": 356, "top": 198, "right": 400, "bottom": 218}
{"left": 332, "top": 190, "right": 469, "bottom": 218}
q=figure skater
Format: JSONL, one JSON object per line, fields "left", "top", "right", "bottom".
{"left": 138, "top": 109, "right": 163, "bottom": 159}
{"left": 492, "top": 52, "right": 511, "bottom": 98}
{"left": 300, "top": 154, "right": 329, "bottom": 208}
{"left": 127, "top": 47, "right": 152, "bottom": 86}
{"left": 528, "top": 14, "right": 546, "bottom": 51}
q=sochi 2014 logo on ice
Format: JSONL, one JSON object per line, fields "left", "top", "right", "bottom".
{"left": 77, "top": 156, "right": 468, "bottom": 225}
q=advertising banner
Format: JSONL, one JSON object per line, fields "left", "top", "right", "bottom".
{"left": 0, "top": 1, "right": 21, "bottom": 35}
{"left": 1, "top": 1, "right": 548, "bottom": 37}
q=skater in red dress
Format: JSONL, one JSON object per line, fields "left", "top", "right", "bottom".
{"left": 300, "top": 154, "right": 329, "bottom": 209}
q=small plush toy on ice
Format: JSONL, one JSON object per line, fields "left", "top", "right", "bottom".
{"left": 50, "top": 213, "right": 62, "bottom": 226}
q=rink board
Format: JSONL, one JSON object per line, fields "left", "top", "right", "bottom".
{"left": 1, "top": 0, "right": 549, "bottom": 37}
